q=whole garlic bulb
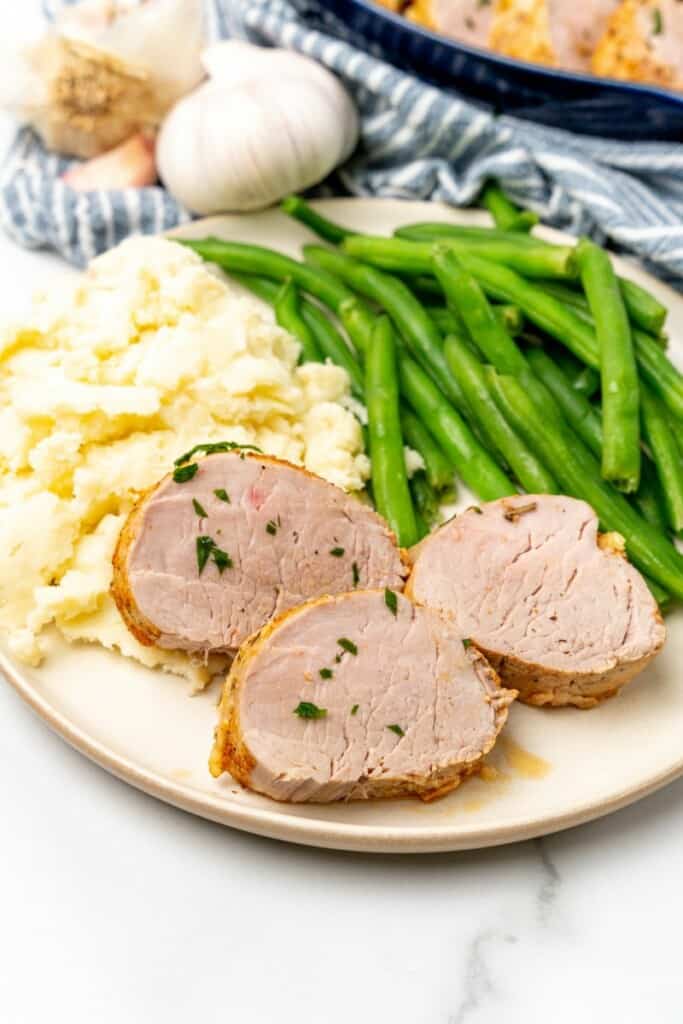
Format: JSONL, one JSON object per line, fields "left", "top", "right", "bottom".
{"left": 0, "top": 0, "right": 204, "bottom": 160}
{"left": 156, "top": 42, "right": 359, "bottom": 215}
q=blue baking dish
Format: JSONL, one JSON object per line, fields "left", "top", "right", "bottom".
{"left": 323, "top": 0, "right": 683, "bottom": 140}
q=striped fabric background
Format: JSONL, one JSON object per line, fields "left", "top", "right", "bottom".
{"left": 1, "top": 0, "right": 683, "bottom": 281}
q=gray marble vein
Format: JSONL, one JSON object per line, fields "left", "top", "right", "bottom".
{"left": 534, "top": 837, "right": 562, "bottom": 925}
{"left": 449, "top": 930, "right": 518, "bottom": 1024}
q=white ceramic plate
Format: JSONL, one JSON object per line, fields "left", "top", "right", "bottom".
{"left": 2, "top": 199, "right": 682, "bottom": 854}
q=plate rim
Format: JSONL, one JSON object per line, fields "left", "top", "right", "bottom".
{"left": 3, "top": 198, "right": 682, "bottom": 854}
{"left": 4, "top": 644, "right": 683, "bottom": 854}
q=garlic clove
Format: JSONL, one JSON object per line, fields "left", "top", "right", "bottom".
{"left": 62, "top": 133, "right": 157, "bottom": 191}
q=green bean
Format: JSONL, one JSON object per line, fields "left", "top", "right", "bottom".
{"left": 344, "top": 233, "right": 576, "bottom": 281}
{"left": 406, "top": 275, "right": 444, "bottom": 300}
{"left": 636, "top": 459, "right": 671, "bottom": 534}
{"left": 444, "top": 334, "right": 558, "bottom": 494}
{"left": 539, "top": 280, "right": 591, "bottom": 314}
{"left": 576, "top": 238, "right": 641, "bottom": 492}
{"left": 182, "top": 237, "right": 353, "bottom": 316}
{"left": 396, "top": 224, "right": 547, "bottom": 246}
{"left": 481, "top": 183, "right": 539, "bottom": 233}
{"left": 281, "top": 195, "right": 351, "bottom": 245}
{"left": 618, "top": 277, "right": 667, "bottom": 337}
{"left": 338, "top": 237, "right": 683, "bottom": 421}
{"left": 337, "top": 296, "right": 462, "bottom": 500}
{"left": 299, "top": 301, "right": 365, "bottom": 398}
{"left": 400, "top": 408, "right": 455, "bottom": 492}
{"left": 572, "top": 365, "right": 601, "bottom": 398}
{"left": 641, "top": 385, "right": 683, "bottom": 537}
{"left": 398, "top": 353, "right": 516, "bottom": 501}
{"left": 410, "top": 472, "right": 441, "bottom": 534}
{"left": 645, "top": 576, "right": 671, "bottom": 610}
{"left": 540, "top": 280, "right": 668, "bottom": 348}
{"left": 366, "top": 316, "right": 419, "bottom": 547}
{"left": 304, "top": 244, "right": 469, "bottom": 410}
{"left": 527, "top": 348, "right": 670, "bottom": 532}
{"left": 412, "top": 504, "right": 429, "bottom": 542}
{"left": 427, "top": 304, "right": 523, "bottom": 338}
{"left": 233, "top": 272, "right": 365, "bottom": 397}
{"left": 425, "top": 305, "right": 466, "bottom": 338}
{"left": 549, "top": 347, "right": 602, "bottom": 397}
{"left": 495, "top": 305, "right": 525, "bottom": 337}
{"left": 230, "top": 272, "right": 280, "bottom": 304}
{"left": 526, "top": 348, "right": 603, "bottom": 454}
{"left": 432, "top": 248, "right": 527, "bottom": 375}
{"left": 485, "top": 369, "right": 683, "bottom": 600}
{"left": 630, "top": 329, "right": 683, "bottom": 420}
{"left": 532, "top": 273, "right": 667, "bottom": 341}
{"left": 275, "top": 281, "right": 323, "bottom": 364}
{"left": 431, "top": 246, "right": 564, "bottom": 421}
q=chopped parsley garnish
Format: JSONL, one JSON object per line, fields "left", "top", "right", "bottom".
{"left": 466, "top": 505, "right": 483, "bottom": 515}
{"left": 319, "top": 667, "right": 333, "bottom": 680}
{"left": 214, "top": 488, "right": 230, "bottom": 503}
{"left": 212, "top": 547, "right": 233, "bottom": 574}
{"left": 294, "top": 701, "right": 327, "bottom": 720}
{"left": 330, "top": 547, "right": 345, "bottom": 557}
{"left": 384, "top": 588, "right": 398, "bottom": 616}
{"left": 652, "top": 7, "right": 663, "bottom": 34}
{"left": 387, "top": 724, "right": 405, "bottom": 737}
{"left": 197, "top": 535, "right": 233, "bottom": 575}
{"left": 173, "top": 463, "right": 198, "bottom": 484}
{"left": 192, "top": 498, "right": 207, "bottom": 518}
{"left": 351, "top": 704, "right": 359, "bottom": 716}
{"left": 266, "top": 519, "right": 278, "bottom": 536}
{"left": 352, "top": 561, "right": 360, "bottom": 588}
{"left": 337, "top": 638, "right": 358, "bottom": 656}
{"left": 462, "top": 638, "right": 472, "bottom": 649}
{"left": 196, "top": 535, "right": 215, "bottom": 575}
{"left": 174, "top": 441, "right": 261, "bottom": 467}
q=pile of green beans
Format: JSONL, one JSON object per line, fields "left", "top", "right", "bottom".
{"left": 181, "top": 192, "right": 683, "bottom": 607}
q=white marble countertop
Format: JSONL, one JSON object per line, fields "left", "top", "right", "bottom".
{"left": 2, "top": 6, "right": 683, "bottom": 1022}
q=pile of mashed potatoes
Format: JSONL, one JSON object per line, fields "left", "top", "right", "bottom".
{"left": 0, "top": 237, "right": 370, "bottom": 686}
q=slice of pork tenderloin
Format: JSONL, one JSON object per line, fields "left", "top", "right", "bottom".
{"left": 406, "top": 495, "right": 665, "bottom": 709}
{"left": 112, "top": 451, "right": 407, "bottom": 656}
{"left": 209, "top": 590, "right": 516, "bottom": 803}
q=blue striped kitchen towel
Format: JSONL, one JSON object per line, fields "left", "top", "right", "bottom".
{"left": 2, "top": 0, "right": 683, "bottom": 279}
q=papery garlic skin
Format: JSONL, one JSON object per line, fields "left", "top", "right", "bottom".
{"left": 157, "top": 42, "right": 359, "bottom": 215}
{"left": 57, "top": 0, "right": 205, "bottom": 112}
{"left": 0, "top": 0, "right": 204, "bottom": 160}
{"left": 26, "top": 38, "right": 160, "bottom": 160}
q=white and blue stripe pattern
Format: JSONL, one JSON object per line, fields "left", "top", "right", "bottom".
{"left": 2, "top": 0, "right": 682, "bottom": 281}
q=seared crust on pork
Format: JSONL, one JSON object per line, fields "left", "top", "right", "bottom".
{"left": 112, "top": 451, "right": 407, "bottom": 655}
{"left": 210, "top": 590, "right": 516, "bottom": 803}
{"left": 406, "top": 496, "right": 665, "bottom": 709}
